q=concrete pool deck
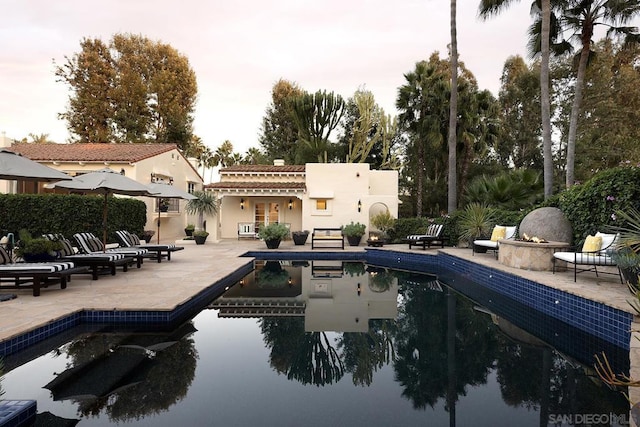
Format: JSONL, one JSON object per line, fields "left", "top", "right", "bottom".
{"left": 1, "top": 238, "right": 639, "bottom": 408}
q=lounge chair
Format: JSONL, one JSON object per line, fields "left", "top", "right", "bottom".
{"left": 43, "top": 234, "right": 135, "bottom": 280}
{"left": 115, "top": 230, "right": 184, "bottom": 263}
{"left": 552, "top": 232, "right": 622, "bottom": 282}
{"left": 0, "top": 246, "right": 89, "bottom": 296}
{"left": 73, "top": 232, "right": 148, "bottom": 268}
{"left": 406, "top": 224, "right": 445, "bottom": 250}
{"left": 473, "top": 225, "right": 517, "bottom": 258}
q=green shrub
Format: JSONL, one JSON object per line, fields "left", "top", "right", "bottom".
{"left": 343, "top": 222, "right": 366, "bottom": 238}
{"left": 0, "top": 193, "right": 146, "bottom": 243}
{"left": 257, "top": 223, "right": 289, "bottom": 240}
{"left": 540, "top": 166, "right": 640, "bottom": 243}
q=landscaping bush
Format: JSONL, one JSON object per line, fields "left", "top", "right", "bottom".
{"left": 540, "top": 166, "right": 640, "bottom": 243}
{"left": 0, "top": 193, "right": 146, "bottom": 243}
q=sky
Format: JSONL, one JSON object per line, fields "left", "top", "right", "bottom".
{"left": 2, "top": 0, "right": 535, "bottom": 157}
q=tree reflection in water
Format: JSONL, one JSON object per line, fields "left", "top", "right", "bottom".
{"left": 258, "top": 267, "right": 628, "bottom": 418}
{"left": 261, "top": 318, "right": 344, "bottom": 386}
{"left": 51, "top": 322, "right": 198, "bottom": 421}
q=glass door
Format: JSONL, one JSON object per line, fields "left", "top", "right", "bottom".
{"left": 255, "top": 202, "right": 280, "bottom": 233}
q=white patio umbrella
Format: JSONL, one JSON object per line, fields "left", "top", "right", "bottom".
{"left": 47, "top": 168, "right": 158, "bottom": 250}
{"left": 0, "top": 148, "right": 72, "bottom": 182}
{"left": 146, "top": 182, "right": 197, "bottom": 244}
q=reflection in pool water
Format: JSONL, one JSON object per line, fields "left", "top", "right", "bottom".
{"left": 0, "top": 260, "right": 630, "bottom": 426}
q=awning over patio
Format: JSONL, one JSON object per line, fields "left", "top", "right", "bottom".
{"left": 206, "top": 181, "right": 305, "bottom": 196}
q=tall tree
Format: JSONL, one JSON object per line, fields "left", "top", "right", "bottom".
{"left": 448, "top": 0, "right": 459, "bottom": 214}
{"left": 259, "top": 79, "right": 304, "bottom": 164}
{"left": 55, "top": 33, "right": 197, "bottom": 150}
{"left": 497, "top": 56, "right": 543, "bottom": 168}
{"left": 290, "top": 90, "right": 346, "bottom": 163}
{"left": 557, "top": 0, "right": 640, "bottom": 188}
{"left": 397, "top": 53, "right": 498, "bottom": 217}
{"left": 340, "top": 88, "right": 399, "bottom": 168}
{"left": 479, "top": 0, "right": 555, "bottom": 198}
{"left": 55, "top": 38, "right": 115, "bottom": 143}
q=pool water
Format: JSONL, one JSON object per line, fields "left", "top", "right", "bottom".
{"left": 0, "top": 260, "right": 630, "bottom": 426}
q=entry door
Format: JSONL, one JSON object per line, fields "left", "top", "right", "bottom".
{"left": 254, "top": 202, "right": 280, "bottom": 231}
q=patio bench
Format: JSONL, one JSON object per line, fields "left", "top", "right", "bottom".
{"left": 311, "top": 228, "right": 344, "bottom": 249}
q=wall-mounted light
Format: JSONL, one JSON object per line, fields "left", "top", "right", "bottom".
{"left": 240, "top": 198, "right": 245, "bottom": 210}
{"left": 120, "top": 168, "right": 125, "bottom": 176}
{"left": 150, "top": 173, "right": 156, "bottom": 183}
{"left": 356, "top": 172, "right": 360, "bottom": 177}
{"left": 288, "top": 199, "right": 293, "bottom": 210}
{"left": 357, "top": 200, "right": 362, "bottom": 212}
{"left": 288, "top": 277, "right": 293, "bottom": 286}
{"left": 357, "top": 283, "right": 361, "bottom": 296}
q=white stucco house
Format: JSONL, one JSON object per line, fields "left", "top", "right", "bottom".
{"left": 3, "top": 139, "right": 204, "bottom": 241}
{"left": 206, "top": 161, "right": 399, "bottom": 241}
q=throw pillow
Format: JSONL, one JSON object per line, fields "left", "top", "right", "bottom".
{"left": 130, "top": 233, "right": 141, "bottom": 245}
{"left": 0, "top": 246, "right": 11, "bottom": 264}
{"left": 490, "top": 226, "right": 507, "bottom": 242}
{"left": 59, "top": 239, "right": 75, "bottom": 256}
{"left": 581, "top": 235, "right": 603, "bottom": 252}
{"left": 87, "top": 237, "right": 104, "bottom": 252}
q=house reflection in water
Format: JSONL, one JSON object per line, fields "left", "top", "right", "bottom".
{"left": 209, "top": 260, "right": 398, "bottom": 332}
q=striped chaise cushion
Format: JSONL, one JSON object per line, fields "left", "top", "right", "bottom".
{"left": 0, "top": 261, "right": 75, "bottom": 273}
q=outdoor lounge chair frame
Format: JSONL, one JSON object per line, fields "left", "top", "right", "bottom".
{"left": 406, "top": 224, "right": 445, "bottom": 250}
{"left": 0, "top": 262, "right": 90, "bottom": 296}
{"left": 552, "top": 232, "right": 623, "bottom": 283}
{"left": 115, "top": 230, "right": 184, "bottom": 263}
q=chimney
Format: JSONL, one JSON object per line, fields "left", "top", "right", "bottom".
{"left": 273, "top": 159, "right": 285, "bottom": 166}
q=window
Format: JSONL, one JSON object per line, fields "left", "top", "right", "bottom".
{"left": 316, "top": 199, "right": 327, "bottom": 210}
{"left": 187, "top": 182, "right": 196, "bottom": 193}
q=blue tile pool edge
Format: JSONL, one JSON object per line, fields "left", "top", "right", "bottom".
{"left": 0, "top": 260, "right": 254, "bottom": 357}
{"left": 370, "top": 249, "right": 633, "bottom": 350}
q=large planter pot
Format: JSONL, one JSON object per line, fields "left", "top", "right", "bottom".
{"left": 194, "top": 235, "right": 208, "bottom": 245}
{"left": 292, "top": 233, "right": 309, "bottom": 245}
{"left": 346, "top": 235, "right": 362, "bottom": 246}
{"left": 265, "top": 238, "right": 281, "bottom": 249}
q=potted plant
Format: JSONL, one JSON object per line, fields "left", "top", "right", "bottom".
{"left": 193, "top": 230, "right": 209, "bottom": 245}
{"left": 343, "top": 221, "right": 366, "bottom": 246}
{"left": 186, "top": 190, "right": 219, "bottom": 235}
{"left": 258, "top": 223, "right": 290, "bottom": 249}
{"left": 457, "top": 203, "right": 497, "bottom": 250}
{"left": 140, "top": 230, "right": 155, "bottom": 243}
{"left": 15, "top": 230, "right": 63, "bottom": 262}
{"left": 159, "top": 198, "right": 170, "bottom": 212}
{"left": 343, "top": 261, "right": 365, "bottom": 277}
{"left": 612, "top": 248, "right": 640, "bottom": 289}
{"left": 292, "top": 230, "right": 309, "bottom": 245}
{"left": 184, "top": 224, "right": 195, "bottom": 237}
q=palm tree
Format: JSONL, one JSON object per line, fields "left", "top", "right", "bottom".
{"left": 559, "top": 0, "right": 640, "bottom": 188}
{"left": 185, "top": 190, "right": 218, "bottom": 231}
{"left": 479, "top": 0, "right": 554, "bottom": 199}
{"left": 448, "top": 0, "right": 459, "bottom": 214}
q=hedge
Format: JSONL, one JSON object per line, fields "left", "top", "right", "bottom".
{"left": 0, "top": 193, "right": 147, "bottom": 244}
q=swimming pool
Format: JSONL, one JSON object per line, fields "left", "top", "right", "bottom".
{"left": 0, "top": 258, "right": 630, "bottom": 426}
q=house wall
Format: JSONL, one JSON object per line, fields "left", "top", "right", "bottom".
{"left": 219, "top": 195, "right": 303, "bottom": 239}
{"left": 303, "top": 164, "right": 399, "bottom": 238}
{"left": 24, "top": 149, "right": 206, "bottom": 243}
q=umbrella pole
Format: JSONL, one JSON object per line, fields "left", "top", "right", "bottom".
{"left": 157, "top": 208, "right": 161, "bottom": 244}
{"left": 103, "top": 194, "right": 108, "bottom": 252}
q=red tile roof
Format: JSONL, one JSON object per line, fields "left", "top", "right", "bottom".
{"left": 221, "top": 165, "right": 305, "bottom": 173}
{"left": 206, "top": 181, "right": 306, "bottom": 190}
{"left": 10, "top": 143, "right": 177, "bottom": 163}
